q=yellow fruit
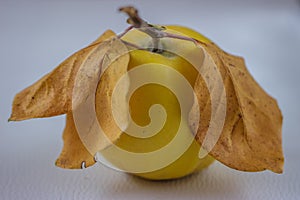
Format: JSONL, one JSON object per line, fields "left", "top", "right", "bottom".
{"left": 9, "top": 6, "right": 284, "bottom": 177}
{"left": 165, "top": 25, "right": 211, "bottom": 43}
{"left": 99, "top": 25, "right": 214, "bottom": 180}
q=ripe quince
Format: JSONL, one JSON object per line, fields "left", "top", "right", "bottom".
{"left": 9, "top": 6, "right": 284, "bottom": 181}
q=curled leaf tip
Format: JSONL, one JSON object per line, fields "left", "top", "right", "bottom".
{"left": 55, "top": 113, "right": 96, "bottom": 169}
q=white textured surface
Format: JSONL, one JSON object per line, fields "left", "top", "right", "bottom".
{"left": 1, "top": 0, "right": 300, "bottom": 200}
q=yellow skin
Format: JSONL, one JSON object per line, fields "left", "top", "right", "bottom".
{"left": 100, "top": 25, "right": 214, "bottom": 180}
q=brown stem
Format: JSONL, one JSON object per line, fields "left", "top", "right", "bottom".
{"left": 118, "top": 6, "right": 203, "bottom": 52}
{"left": 119, "top": 6, "right": 166, "bottom": 51}
{"left": 119, "top": 6, "right": 148, "bottom": 29}
{"left": 117, "top": 26, "right": 134, "bottom": 39}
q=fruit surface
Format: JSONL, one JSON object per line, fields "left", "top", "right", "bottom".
{"left": 99, "top": 25, "right": 214, "bottom": 180}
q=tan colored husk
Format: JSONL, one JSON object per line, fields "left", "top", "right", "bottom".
{"left": 9, "top": 30, "right": 116, "bottom": 121}
{"left": 10, "top": 30, "right": 130, "bottom": 168}
{"left": 190, "top": 42, "right": 283, "bottom": 173}
{"left": 55, "top": 112, "right": 96, "bottom": 169}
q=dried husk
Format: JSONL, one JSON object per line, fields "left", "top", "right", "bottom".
{"left": 9, "top": 30, "right": 116, "bottom": 121}
{"left": 191, "top": 42, "right": 283, "bottom": 173}
{"left": 10, "top": 30, "right": 130, "bottom": 168}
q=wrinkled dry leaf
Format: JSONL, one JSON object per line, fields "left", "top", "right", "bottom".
{"left": 55, "top": 112, "right": 96, "bottom": 169}
{"left": 71, "top": 38, "right": 130, "bottom": 158}
{"left": 9, "top": 30, "right": 115, "bottom": 121}
{"left": 191, "top": 42, "right": 283, "bottom": 173}
{"left": 10, "top": 30, "right": 130, "bottom": 169}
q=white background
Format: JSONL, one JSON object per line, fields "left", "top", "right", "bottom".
{"left": 1, "top": 0, "right": 300, "bottom": 199}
